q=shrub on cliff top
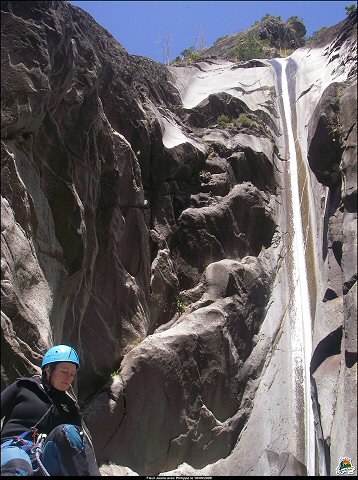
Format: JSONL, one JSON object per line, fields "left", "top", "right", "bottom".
{"left": 306, "top": 26, "right": 328, "bottom": 43}
{"left": 231, "top": 35, "right": 266, "bottom": 61}
{"left": 345, "top": 4, "right": 357, "bottom": 15}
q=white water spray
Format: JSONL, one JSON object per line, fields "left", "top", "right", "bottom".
{"left": 275, "top": 58, "right": 315, "bottom": 476}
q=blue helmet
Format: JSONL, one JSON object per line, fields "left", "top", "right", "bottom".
{"left": 41, "top": 345, "right": 80, "bottom": 370}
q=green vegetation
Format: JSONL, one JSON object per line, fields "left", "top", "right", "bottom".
{"left": 239, "top": 13, "right": 307, "bottom": 56}
{"left": 217, "top": 113, "right": 266, "bottom": 135}
{"left": 261, "top": 13, "right": 282, "bottom": 21}
{"left": 345, "top": 4, "right": 357, "bottom": 15}
{"left": 178, "top": 12, "right": 312, "bottom": 65}
{"left": 178, "top": 11, "right": 339, "bottom": 64}
{"left": 111, "top": 367, "right": 122, "bottom": 377}
{"left": 236, "top": 113, "right": 267, "bottom": 135}
{"left": 230, "top": 35, "right": 267, "bottom": 61}
{"left": 213, "top": 35, "right": 229, "bottom": 45}
{"left": 171, "top": 46, "right": 203, "bottom": 65}
{"left": 180, "top": 46, "right": 202, "bottom": 62}
{"left": 217, "top": 114, "right": 231, "bottom": 127}
{"left": 329, "top": 115, "right": 343, "bottom": 151}
{"left": 306, "top": 26, "right": 328, "bottom": 43}
{"left": 330, "top": 117, "right": 342, "bottom": 136}
{"left": 176, "top": 299, "right": 187, "bottom": 314}
{"left": 132, "top": 338, "right": 142, "bottom": 348}
{"left": 287, "top": 15, "right": 304, "bottom": 23}
{"left": 235, "top": 113, "right": 255, "bottom": 129}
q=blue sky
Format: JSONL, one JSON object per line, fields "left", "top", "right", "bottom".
{"left": 69, "top": 1, "right": 356, "bottom": 63}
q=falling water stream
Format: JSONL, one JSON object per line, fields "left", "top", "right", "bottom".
{"left": 272, "top": 58, "right": 315, "bottom": 476}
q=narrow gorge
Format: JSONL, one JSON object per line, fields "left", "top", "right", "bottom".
{"left": 1, "top": 2, "right": 357, "bottom": 476}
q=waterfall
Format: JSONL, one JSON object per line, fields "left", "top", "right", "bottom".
{"left": 272, "top": 58, "right": 316, "bottom": 476}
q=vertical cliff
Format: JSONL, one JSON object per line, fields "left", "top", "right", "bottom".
{"left": 1, "top": 2, "right": 356, "bottom": 476}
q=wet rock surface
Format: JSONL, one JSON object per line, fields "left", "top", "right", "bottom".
{"left": 1, "top": 2, "right": 356, "bottom": 476}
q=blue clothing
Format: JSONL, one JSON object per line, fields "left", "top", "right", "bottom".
{"left": 1, "top": 439, "right": 33, "bottom": 476}
{"left": 1, "top": 424, "right": 100, "bottom": 476}
{"left": 1, "top": 376, "right": 100, "bottom": 476}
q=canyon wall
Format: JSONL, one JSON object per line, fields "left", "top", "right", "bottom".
{"left": 1, "top": 1, "right": 356, "bottom": 475}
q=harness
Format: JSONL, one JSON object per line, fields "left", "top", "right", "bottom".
{"left": 3, "top": 378, "right": 91, "bottom": 476}
{"left": 6, "top": 404, "right": 54, "bottom": 476}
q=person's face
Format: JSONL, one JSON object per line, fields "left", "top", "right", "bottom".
{"left": 47, "top": 362, "right": 77, "bottom": 391}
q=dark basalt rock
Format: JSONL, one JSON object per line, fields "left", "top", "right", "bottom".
{"left": 307, "top": 83, "right": 344, "bottom": 187}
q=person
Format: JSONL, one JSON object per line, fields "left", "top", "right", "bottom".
{"left": 1, "top": 345, "right": 101, "bottom": 476}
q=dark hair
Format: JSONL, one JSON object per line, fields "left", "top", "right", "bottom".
{"left": 41, "top": 363, "right": 56, "bottom": 394}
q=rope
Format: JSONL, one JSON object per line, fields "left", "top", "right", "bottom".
{"left": 31, "top": 404, "right": 54, "bottom": 431}
{"left": 34, "top": 447, "right": 50, "bottom": 476}
{"left": 31, "top": 434, "right": 50, "bottom": 476}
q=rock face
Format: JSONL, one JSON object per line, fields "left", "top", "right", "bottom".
{"left": 199, "top": 15, "right": 306, "bottom": 61}
{"left": 1, "top": 2, "right": 356, "bottom": 477}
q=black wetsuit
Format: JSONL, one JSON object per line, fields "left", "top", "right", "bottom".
{"left": 1, "top": 376, "right": 101, "bottom": 476}
{"left": 1, "top": 376, "right": 81, "bottom": 440}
